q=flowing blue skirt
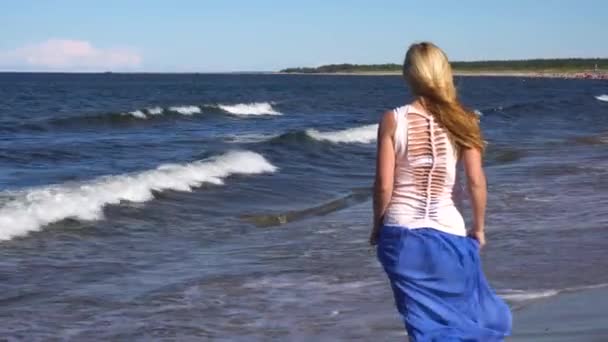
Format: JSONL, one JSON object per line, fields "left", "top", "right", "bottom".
{"left": 377, "top": 226, "right": 512, "bottom": 341}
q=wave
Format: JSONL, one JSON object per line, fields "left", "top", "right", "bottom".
{"left": 122, "top": 105, "right": 201, "bottom": 119}
{"left": 92, "top": 102, "right": 280, "bottom": 121}
{"left": 122, "top": 106, "right": 199, "bottom": 119}
{"left": 123, "top": 107, "right": 167, "bottom": 119}
{"left": 147, "top": 106, "right": 164, "bottom": 115}
{"left": 216, "top": 102, "right": 281, "bottom": 116}
{"left": 8, "top": 102, "right": 284, "bottom": 132}
{"left": 241, "top": 188, "right": 371, "bottom": 227}
{"left": 499, "top": 283, "right": 608, "bottom": 303}
{"left": 263, "top": 124, "right": 378, "bottom": 146}
{"left": 168, "top": 105, "right": 201, "bottom": 115}
{"left": 0, "top": 151, "right": 276, "bottom": 241}
{"left": 499, "top": 289, "right": 559, "bottom": 302}
{"left": 124, "top": 102, "right": 280, "bottom": 119}
{"left": 595, "top": 94, "right": 608, "bottom": 102}
{"left": 225, "top": 133, "right": 280, "bottom": 144}
{"left": 127, "top": 110, "right": 147, "bottom": 119}
{"left": 306, "top": 124, "right": 378, "bottom": 144}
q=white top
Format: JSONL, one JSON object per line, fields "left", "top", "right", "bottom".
{"left": 383, "top": 105, "right": 467, "bottom": 236}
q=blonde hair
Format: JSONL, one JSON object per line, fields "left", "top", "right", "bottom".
{"left": 403, "top": 42, "right": 485, "bottom": 151}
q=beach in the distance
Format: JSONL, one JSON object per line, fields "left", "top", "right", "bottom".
{"left": 277, "top": 70, "right": 608, "bottom": 79}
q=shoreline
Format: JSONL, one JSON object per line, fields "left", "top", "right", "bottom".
{"left": 275, "top": 71, "right": 608, "bottom": 79}
{"left": 511, "top": 285, "right": 608, "bottom": 341}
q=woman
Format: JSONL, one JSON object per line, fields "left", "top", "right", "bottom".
{"left": 370, "top": 42, "right": 512, "bottom": 341}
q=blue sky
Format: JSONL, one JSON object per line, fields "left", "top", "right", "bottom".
{"left": 0, "top": 0, "right": 606, "bottom": 72}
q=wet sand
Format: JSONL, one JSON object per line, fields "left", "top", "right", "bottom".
{"left": 511, "top": 286, "right": 608, "bottom": 341}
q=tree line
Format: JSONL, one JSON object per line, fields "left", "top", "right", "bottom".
{"left": 280, "top": 59, "right": 608, "bottom": 73}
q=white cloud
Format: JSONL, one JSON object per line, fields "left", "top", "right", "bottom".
{"left": 0, "top": 39, "right": 142, "bottom": 71}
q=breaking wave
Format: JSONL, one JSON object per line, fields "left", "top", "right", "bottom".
{"left": 147, "top": 106, "right": 164, "bottom": 115}
{"left": 305, "top": 124, "right": 378, "bottom": 144}
{"left": 595, "top": 94, "right": 608, "bottom": 102}
{"left": 22, "top": 102, "right": 284, "bottom": 129}
{"left": 168, "top": 105, "right": 202, "bottom": 115}
{"left": 119, "top": 102, "right": 281, "bottom": 119}
{"left": 0, "top": 151, "right": 276, "bottom": 241}
{"left": 216, "top": 102, "right": 281, "bottom": 116}
{"left": 118, "top": 106, "right": 200, "bottom": 119}
{"left": 127, "top": 110, "right": 147, "bottom": 119}
{"left": 122, "top": 106, "right": 199, "bottom": 119}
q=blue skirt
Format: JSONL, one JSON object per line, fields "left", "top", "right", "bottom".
{"left": 377, "top": 226, "right": 512, "bottom": 341}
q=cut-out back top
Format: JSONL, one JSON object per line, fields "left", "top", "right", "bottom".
{"left": 383, "top": 105, "right": 466, "bottom": 236}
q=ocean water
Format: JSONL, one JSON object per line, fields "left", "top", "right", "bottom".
{"left": 0, "top": 73, "right": 607, "bottom": 340}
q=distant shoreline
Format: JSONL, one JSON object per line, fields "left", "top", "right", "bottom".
{"left": 279, "top": 59, "right": 608, "bottom": 79}
{"left": 274, "top": 70, "right": 608, "bottom": 79}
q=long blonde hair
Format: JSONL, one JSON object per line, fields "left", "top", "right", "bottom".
{"left": 403, "top": 42, "right": 485, "bottom": 151}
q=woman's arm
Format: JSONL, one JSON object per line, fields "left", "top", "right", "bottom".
{"left": 370, "top": 111, "right": 396, "bottom": 245}
{"left": 462, "top": 147, "right": 487, "bottom": 246}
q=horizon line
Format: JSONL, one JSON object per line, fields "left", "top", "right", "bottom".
{"left": 1, "top": 57, "right": 606, "bottom": 74}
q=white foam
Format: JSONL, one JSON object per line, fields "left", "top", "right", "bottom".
{"left": 226, "top": 133, "right": 279, "bottom": 144}
{"left": 217, "top": 102, "right": 281, "bottom": 116}
{"left": 306, "top": 124, "right": 378, "bottom": 144}
{"left": 147, "top": 107, "right": 164, "bottom": 115}
{"left": 474, "top": 109, "right": 483, "bottom": 116}
{"left": 242, "top": 275, "right": 381, "bottom": 292}
{"left": 128, "top": 110, "right": 147, "bottom": 119}
{"left": 0, "top": 151, "right": 276, "bottom": 241}
{"left": 168, "top": 105, "right": 202, "bottom": 115}
{"left": 124, "top": 103, "right": 280, "bottom": 119}
{"left": 499, "top": 283, "right": 608, "bottom": 303}
{"left": 595, "top": 94, "right": 608, "bottom": 102}
{"left": 499, "top": 289, "right": 559, "bottom": 302}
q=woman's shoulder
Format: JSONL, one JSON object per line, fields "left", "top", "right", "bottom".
{"left": 380, "top": 104, "right": 409, "bottom": 121}
{"left": 378, "top": 109, "right": 397, "bottom": 134}
{"left": 394, "top": 104, "right": 410, "bottom": 114}
{"left": 379, "top": 107, "right": 402, "bottom": 122}
{"left": 379, "top": 104, "right": 415, "bottom": 129}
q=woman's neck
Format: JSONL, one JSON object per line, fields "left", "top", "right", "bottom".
{"left": 411, "top": 97, "right": 426, "bottom": 112}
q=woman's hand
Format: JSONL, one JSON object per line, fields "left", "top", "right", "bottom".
{"left": 468, "top": 230, "right": 486, "bottom": 248}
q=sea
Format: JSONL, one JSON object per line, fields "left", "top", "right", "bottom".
{"left": 0, "top": 73, "right": 607, "bottom": 340}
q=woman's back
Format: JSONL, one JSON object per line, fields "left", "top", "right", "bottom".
{"left": 383, "top": 104, "right": 466, "bottom": 236}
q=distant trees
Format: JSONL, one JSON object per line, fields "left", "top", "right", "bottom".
{"left": 281, "top": 64, "right": 400, "bottom": 73}
{"left": 452, "top": 58, "right": 608, "bottom": 71}
{"left": 280, "top": 59, "right": 608, "bottom": 73}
